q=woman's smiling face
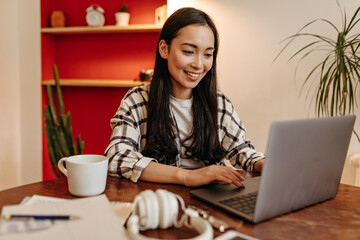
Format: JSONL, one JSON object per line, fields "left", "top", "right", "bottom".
{"left": 159, "top": 24, "right": 215, "bottom": 99}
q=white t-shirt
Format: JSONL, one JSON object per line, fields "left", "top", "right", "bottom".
{"left": 170, "top": 96, "right": 205, "bottom": 169}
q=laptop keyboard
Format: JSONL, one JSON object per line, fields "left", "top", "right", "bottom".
{"left": 219, "top": 192, "right": 258, "bottom": 215}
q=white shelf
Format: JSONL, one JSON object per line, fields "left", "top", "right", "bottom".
{"left": 41, "top": 24, "right": 162, "bottom": 35}
{"left": 42, "top": 79, "right": 148, "bottom": 87}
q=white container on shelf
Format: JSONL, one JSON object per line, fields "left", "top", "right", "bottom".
{"left": 115, "top": 12, "right": 130, "bottom": 26}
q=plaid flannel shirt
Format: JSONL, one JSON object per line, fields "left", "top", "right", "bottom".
{"left": 105, "top": 83, "right": 265, "bottom": 182}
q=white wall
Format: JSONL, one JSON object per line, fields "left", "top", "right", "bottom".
{"left": 0, "top": 0, "right": 41, "bottom": 190}
{"left": 18, "top": 0, "right": 42, "bottom": 187}
{"left": 0, "top": 0, "right": 21, "bottom": 190}
{"left": 168, "top": 0, "right": 360, "bottom": 185}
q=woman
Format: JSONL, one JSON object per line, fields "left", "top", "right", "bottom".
{"left": 105, "top": 7, "right": 265, "bottom": 187}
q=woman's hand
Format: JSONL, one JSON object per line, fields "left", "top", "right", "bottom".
{"left": 182, "top": 165, "right": 245, "bottom": 187}
{"left": 140, "top": 162, "right": 245, "bottom": 187}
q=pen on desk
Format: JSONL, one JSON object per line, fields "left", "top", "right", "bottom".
{"left": 1, "top": 214, "right": 81, "bottom": 221}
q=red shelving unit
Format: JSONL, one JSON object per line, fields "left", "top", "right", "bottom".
{"left": 41, "top": 0, "right": 166, "bottom": 180}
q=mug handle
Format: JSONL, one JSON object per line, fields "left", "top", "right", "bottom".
{"left": 58, "top": 158, "right": 69, "bottom": 176}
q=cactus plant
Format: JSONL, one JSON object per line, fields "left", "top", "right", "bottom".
{"left": 43, "top": 64, "right": 85, "bottom": 177}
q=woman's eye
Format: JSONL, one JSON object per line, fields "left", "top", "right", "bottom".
{"left": 205, "top": 53, "right": 213, "bottom": 58}
{"left": 182, "top": 50, "right": 194, "bottom": 55}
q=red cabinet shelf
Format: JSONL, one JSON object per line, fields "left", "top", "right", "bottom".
{"left": 42, "top": 79, "right": 148, "bottom": 87}
{"left": 41, "top": 24, "right": 162, "bottom": 35}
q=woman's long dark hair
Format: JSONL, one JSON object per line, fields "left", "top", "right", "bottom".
{"left": 142, "top": 7, "right": 226, "bottom": 165}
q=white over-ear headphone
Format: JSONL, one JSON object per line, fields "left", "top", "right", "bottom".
{"left": 126, "top": 189, "right": 213, "bottom": 240}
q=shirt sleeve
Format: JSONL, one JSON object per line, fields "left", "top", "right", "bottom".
{"left": 217, "top": 92, "right": 265, "bottom": 171}
{"left": 104, "top": 86, "right": 156, "bottom": 182}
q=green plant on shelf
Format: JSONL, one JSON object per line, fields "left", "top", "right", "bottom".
{"left": 119, "top": 4, "right": 128, "bottom": 12}
{"left": 43, "top": 64, "right": 85, "bottom": 177}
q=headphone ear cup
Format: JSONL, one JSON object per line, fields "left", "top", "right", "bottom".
{"left": 142, "top": 190, "right": 160, "bottom": 230}
{"left": 136, "top": 190, "right": 160, "bottom": 230}
{"left": 136, "top": 194, "right": 147, "bottom": 228}
{"left": 156, "top": 189, "right": 174, "bottom": 229}
{"left": 167, "top": 191, "right": 179, "bottom": 226}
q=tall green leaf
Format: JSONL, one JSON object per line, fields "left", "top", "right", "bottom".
{"left": 273, "top": 2, "right": 360, "bottom": 142}
{"left": 43, "top": 64, "right": 85, "bottom": 177}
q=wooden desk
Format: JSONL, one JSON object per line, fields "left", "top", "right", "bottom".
{"left": 1, "top": 176, "right": 360, "bottom": 240}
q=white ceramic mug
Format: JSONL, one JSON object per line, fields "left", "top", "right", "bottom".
{"left": 58, "top": 154, "right": 109, "bottom": 197}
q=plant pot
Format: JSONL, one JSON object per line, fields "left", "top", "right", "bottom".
{"left": 115, "top": 12, "right": 130, "bottom": 26}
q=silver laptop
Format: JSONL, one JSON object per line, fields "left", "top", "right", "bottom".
{"left": 190, "top": 115, "right": 355, "bottom": 223}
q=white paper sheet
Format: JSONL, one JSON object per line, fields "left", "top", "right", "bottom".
{"left": 22, "top": 195, "right": 69, "bottom": 205}
{"left": 0, "top": 194, "right": 130, "bottom": 240}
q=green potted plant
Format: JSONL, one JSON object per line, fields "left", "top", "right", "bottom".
{"left": 115, "top": 4, "right": 130, "bottom": 26}
{"left": 274, "top": 2, "right": 360, "bottom": 142}
{"left": 43, "top": 64, "right": 85, "bottom": 177}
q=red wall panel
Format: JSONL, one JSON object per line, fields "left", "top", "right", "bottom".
{"left": 55, "top": 33, "right": 158, "bottom": 80}
{"left": 41, "top": 0, "right": 165, "bottom": 180}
